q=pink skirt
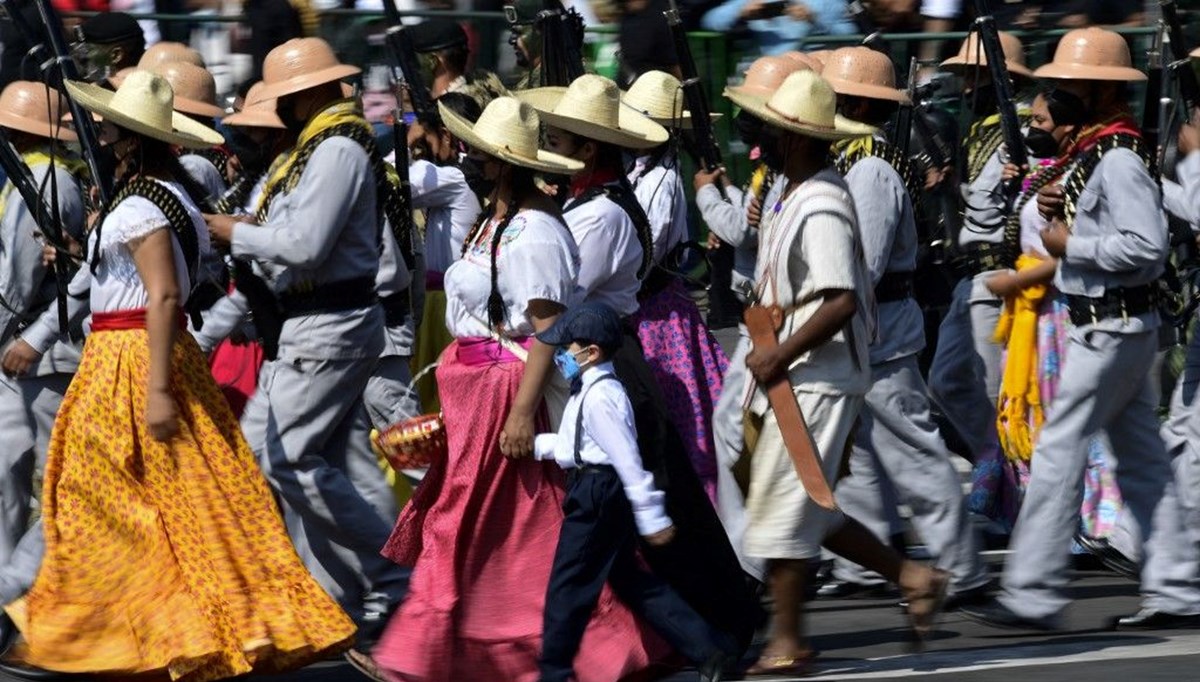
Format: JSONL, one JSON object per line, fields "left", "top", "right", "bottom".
{"left": 630, "top": 280, "right": 728, "bottom": 504}
{"left": 374, "top": 339, "right": 671, "bottom": 682}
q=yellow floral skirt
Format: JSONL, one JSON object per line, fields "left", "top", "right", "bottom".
{"left": 5, "top": 329, "right": 355, "bottom": 680}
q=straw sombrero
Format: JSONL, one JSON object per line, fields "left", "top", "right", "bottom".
{"left": 0, "top": 81, "right": 77, "bottom": 142}
{"left": 821, "top": 47, "right": 910, "bottom": 104}
{"left": 621, "top": 70, "right": 721, "bottom": 129}
{"left": 251, "top": 38, "right": 361, "bottom": 104}
{"left": 724, "top": 70, "right": 877, "bottom": 141}
{"left": 941, "top": 31, "right": 1035, "bottom": 79}
{"left": 1033, "top": 27, "right": 1146, "bottom": 82}
{"left": 65, "top": 70, "right": 224, "bottom": 149}
{"left": 224, "top": 82, "right": 285, "bottom": 129}
{"left": 440, "top": 96, "right": 582, "bottom": 175}
{"left": 517, "top": 74, "right": 668, "bottom": 150}
{"left": 150, "top": 62, "right": 224, "bottom": 119}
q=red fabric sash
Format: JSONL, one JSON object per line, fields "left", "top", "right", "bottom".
{"left": 1065, "top": 116, "right": 1141, "bottom": 158}
{"left": 91, "top": 308, "right": 186, "bottom": 332}
{"left": 454, "top": 336, "right": 532, "bottom": 367}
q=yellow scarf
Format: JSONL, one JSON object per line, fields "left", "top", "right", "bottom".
{"left": 0, "top": 149, "right": 87, "bottom": 218}
{"left": 993, "top": 253, "right": 1048, "bottom": 462}
{"left": 256, "top": 100, "right": 374, "bottom": 217}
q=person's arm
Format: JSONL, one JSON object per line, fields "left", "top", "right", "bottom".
{"left": 230, "top": 138, "right": 370, "bottom": 267}
{"left": 701, "top": 0, "right": 751, "bottom": 31}
{"left": 1062, "top": 150, "right": 1168, "bottom": 272}
{"left": 1014, "top": 258, "right": 1058, "bottom": 288}
{"left": 696, "top": 177, "right": 753, "bottom": 247}
{"left": 408, "top": 160, "right": 466, "bottom": 210}
{"left": 0, "top": 197, "right": 50, "bottom": 345}
{"left": 193, "top": 290, "right": 251, "bottom": 353}
{"left": 586, "top": 386, "right": 672, "bottom": 536}
{"left": 500, "top": 300, "right": 563, "bottom": 458}
{"left": 130, "top": 229, "right": 182, "bottom": 443}
{"left": 847, "top": 158, "right": 903, "bottom": 286}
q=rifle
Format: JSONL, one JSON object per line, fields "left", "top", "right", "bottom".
{"left": 0, "top": 128, "right": 72, "bottom": 335}
{"left": 376, "top": 0, "right": 425, "bottom": 275}
{"left": 1160, "top": 0, "right": 1200, "bottom": 112}
{"left": 1145, "top": 22, "right": 1166, "bottom": 166}
{"left": 538, "top": 0, "right": 585, "bottom": 87}
{"left": 664, "top": 0, "right": 726, "bottom": 201}
{"left": 970, "top": 0, "right": 1027, "bottom": 205}
{"left": 1, "top": 0, "right": 114, "bottom": 207}
{"left": 893, "top": 57, "right": 919, "bottom": 159}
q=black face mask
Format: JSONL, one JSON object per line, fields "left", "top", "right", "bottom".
{"left": 228, "top": 129, "right": 269, "bottom": 173}
{"left": 967, "top": 87, "right": 998, "bottom": 118}
{"left": 1045, "top": 88, "right": 1088, "bottom": 127}
{"left": 277, "top": 103, "right": 306, "bottom": 135}
{"left": 1024, "top": 128, "right": 1060, "bottom": 159}
{"left": 734, "top": 111, "right": 763, "bottom": 146}
{"left": 460, "top": 155, "right": 494, "bottom": 202}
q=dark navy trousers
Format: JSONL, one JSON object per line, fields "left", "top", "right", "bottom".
{"left": 538, "top": 466, "right": 729, "bottom": 682}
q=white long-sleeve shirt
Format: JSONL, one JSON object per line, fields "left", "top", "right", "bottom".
{"left": 533, "top": 362, "right": 672, "bottom": 536}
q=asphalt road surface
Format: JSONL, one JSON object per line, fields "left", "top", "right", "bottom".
{"left": 6, "top": 559, "right": 1199, "bottom": 682}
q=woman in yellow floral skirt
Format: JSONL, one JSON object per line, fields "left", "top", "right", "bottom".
{"left": 1, "top": 71, "right": 355, "bottom": 680}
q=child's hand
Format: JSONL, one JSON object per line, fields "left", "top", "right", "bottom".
{"left": 643, "top": 525, "right": 676, "bottom": 547}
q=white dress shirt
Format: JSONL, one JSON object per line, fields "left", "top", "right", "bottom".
{"left": 534, "top": 361, "right": 672, "bottom": 536}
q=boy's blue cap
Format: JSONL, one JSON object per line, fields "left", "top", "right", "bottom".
{"left": 537, "top": 302, "right": 623, "bottom": 350}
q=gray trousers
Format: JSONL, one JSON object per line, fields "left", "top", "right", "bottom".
{"left": 833, "top": 355, "right": 988, "bottom": 592}
{"left": 711, "top": 327, "right": 765, "bottom": 580}
{"left": 241, "top": 355, "right": 405, "bottom": 622}
{"left": 0, "top": 373, "right": 71, "bottom": 604}
{"left": 1000, "top": 327, "right": 1200, "bottom": 620}
{"left": 363, "top": 354, "right": 420, "bottom": 429}
{"left": 928, "top": 276, "right": 1003, "bottom": 458}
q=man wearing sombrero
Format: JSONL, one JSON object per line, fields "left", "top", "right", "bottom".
{"left": 961, "top": 27, "right": 1200, "bottom": 633}
{"left": 725, "top": 68, "right": 949, "bottom": 676}
{"left": 205, "top": 37, "right": 410, "bottom": 652}
{"left": 927, "top": 30, "right": 1035, "bottom": 471}
{"left": 0, "top": 81, "right": 86, "bottom": 652}
{"left": 818, "top": 46, "right": 991, "bottom": 607}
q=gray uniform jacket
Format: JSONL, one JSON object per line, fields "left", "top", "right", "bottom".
{"left": 231, "top": 136, "right": 385, "bottom": 361}
{"left": 1057, "top": 147, "right": 1167, "bottom": 334}
{"left": 844, "top": 154, "right": 924, "bottom": 365}
{"left": 2, "top": 161, "right": 84, "bottom": 375}
{"left": 695, "top": 174, "right": 786, "bottom": 302}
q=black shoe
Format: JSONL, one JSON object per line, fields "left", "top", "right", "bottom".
{"left": 959, "top": 598, "right": 1061, "bottom": 632}
{"left": 943, "top": 581, "right": 995, "bottom": 611}
{"left": 697, "top": 651, "right": 736, "bottom": 682}
{"left": 1111, "top": 608, "right": 1200, "bottom": 631}
{"left": 1075, "top": 533, "right": 1139, "bottom": 580}
{"left": 0, "top": 612, "right": 14, "bottom": 658}
{"left": 816, "top": 578, "right": 897, "bottom": 600}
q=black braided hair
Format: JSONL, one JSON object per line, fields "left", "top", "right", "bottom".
{"left": 486, "top": 199, "right": 521, "bottom": 329}
{"left": 594, "top": 141, "right": 652, "bottom": 279}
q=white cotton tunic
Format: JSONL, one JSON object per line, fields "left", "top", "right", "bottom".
{"left": 89, "top": 180, "right": 207, "bottom": 313}
{"left": 562, "top": 190, "right": 644, "bottom": 317}
{"left": 409, "top": 159, "right": 483, "bottom": 274}
{"left": 444, "top": 209, "right": 580, "bottom": 339}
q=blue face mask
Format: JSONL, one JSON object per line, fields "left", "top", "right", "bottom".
{"left": 554, "top": 347, "right": 588, "bottom": 383}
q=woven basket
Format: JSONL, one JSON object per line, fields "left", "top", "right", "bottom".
{"left": 373, "top": 413, "right": 447, "bottom": 470}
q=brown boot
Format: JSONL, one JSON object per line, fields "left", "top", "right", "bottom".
{"left": 899, "top": 561, "right": 950, "bottom": 646}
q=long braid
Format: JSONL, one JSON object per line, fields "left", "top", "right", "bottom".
{"left": 487, "top": 200, "right": 521, "bottom": 329}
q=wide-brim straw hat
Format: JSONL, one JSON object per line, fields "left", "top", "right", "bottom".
{"left": 621, "top": 70, "right": 720, "bottom": 129}
{"left": 724, "top": 70, "right": 877, "bottom": 141}
{"left": 821, "top": 46, "right": 909, "bottom": 104}
{"left": 150, "top": 62, "right": 224, "bottom": 118}
{"left": 224, "top": 81, "right": 285, "bottom": 129}
{"left": 65, "top": 70, "right": 224, "bottom": 149}
{"left": 941, "top": 30, "right": 1034, "bottom": 79}
{"left": 251, "top": 38, "right": 361, "bottom": 104}
{"left": 517, "top": 74, "right": 668, "bottom": 150}
{"left": 1033, "top": 27, "right": 1146, "bottom": 82}
{"left": 139, "top": 41, "right": 205, "bottom": 69}
{"left": 441, "top": 96, "right": 582, "bottom": 175}
{"left": 727, "top": 55, "right": 806, "bottom": 99}
{"left": 0, "top": 81, "right": 77, "bottom": 142}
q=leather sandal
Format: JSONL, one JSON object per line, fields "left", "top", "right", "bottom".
{"left": 901, "top": 565, "right": 950, "bottom": 648}
{"left": 745, "top": 650, "right": 815, "bottom": 676}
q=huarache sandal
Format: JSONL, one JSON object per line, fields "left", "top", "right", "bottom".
{"left": 745, "top": 649, "right": 816, "bottom": 676}
{"left": 345, "top": 649, "right": 389, "bottom": 682}
{"left": 901, "top": 563, "right": 951, "bottom": 649}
